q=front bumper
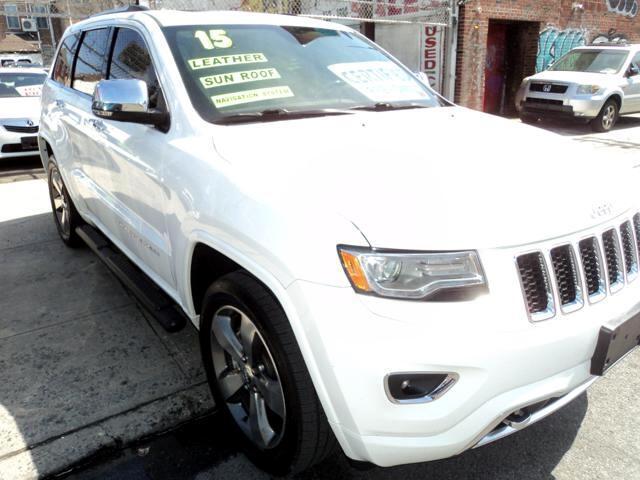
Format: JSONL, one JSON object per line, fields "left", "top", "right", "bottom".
{"left": 516, "top": 84, "right": 606, "bottom": 119}
{"left": 0, "top": 128, "right": 39, "bottom": 159}
{"left": 286, "top": 239, "right": 640, "bottom": 467}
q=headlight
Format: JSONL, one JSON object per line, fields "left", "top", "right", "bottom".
{"left": 577, "top": 85, "right": 601, "bottom": 95}
{"left": 338, "top": 246, "right": 486, "bottom": 300}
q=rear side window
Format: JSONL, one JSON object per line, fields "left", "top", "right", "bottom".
{"left": 73, "top": 28, "right": 110, "bottom": 96}
{"left": 52, "top": 33, "right": 80, "bottom": 86}
{"left": 108, "top": 28, "right": 164, "bottom": 110}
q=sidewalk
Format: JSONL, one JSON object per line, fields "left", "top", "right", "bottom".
{"left": 0, "top": 179, "right": 214, "bottom": 480}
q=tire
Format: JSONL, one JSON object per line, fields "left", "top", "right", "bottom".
{"left": 591, "top": 99, "right": 618, "bottom": 132}
{"left": 200, "top": 271, "right": 338, "bottom": 475}
{"left": 520, "top": 113, "right": 538, "bottom": 125}
{"left": 47, "top": 155, "right": 83, "bottom": 248}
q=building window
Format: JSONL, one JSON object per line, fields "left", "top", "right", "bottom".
{"left": 5, "top": 4, "right": 20, "bottom": 30}
{"left": 31, "top": 5, "right": 50, "bottom": 29}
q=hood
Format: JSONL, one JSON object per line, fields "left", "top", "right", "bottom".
{"left": 0, "top": 96, "right": 41, "bottom": 123}
{"left": 212, "top": 106, "right": 634, "bottom": 250}
{"left": 529, "top": 70, "right": 620, "bottom": 85}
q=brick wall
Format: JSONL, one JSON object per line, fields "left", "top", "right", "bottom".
{"left": 455, "top": 0, "right": 640, "bottom": 110}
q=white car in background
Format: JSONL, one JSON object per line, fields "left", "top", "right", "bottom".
{"left": 0, "top": 67, "right": 46, "bottom": 159}
{"left": 516, "top": 44, "right": 640, "bottom": 132}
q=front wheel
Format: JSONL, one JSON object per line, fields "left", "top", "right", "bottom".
{"left": 591, "top": 99, "right": 618, "bottom": 132}
{"left": 200, "top": 271, "right": 338, "bottom": 475}
{"left": 47, "top": 156, "right": 83, "bottom": 247}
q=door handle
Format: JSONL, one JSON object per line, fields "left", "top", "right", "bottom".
{"left": 87, "top": 118, "right": 106, "bottom": 133}
{"left": 55, "top": 99, "right": 65, "bottom": 108}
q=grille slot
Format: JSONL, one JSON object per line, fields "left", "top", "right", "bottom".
{"left": 517, "top": 252, "right": 554, "bottom": 321}
{"left": 578, "top": 237, "right": 606, "bottom": 302}
{"left": 525, "top": 97, "right": 563, "bottom": 106}
{"left": 602, "top": 229, "right": 624, "bottom": 293}
{"left": 2, "top": 125, "right": 38, "bottom": 134}
{"left": 620, "top": 221, "right": 638, "bottom": 281}
{"left": 633, "top": 214, "right": 640, "bottom": 261}
{"left": 550, "top": 245, "right": 582, "bottom": 312}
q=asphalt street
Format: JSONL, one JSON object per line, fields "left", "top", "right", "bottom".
{"left": 2, "top": 115, "right": 640, "bottom": 480}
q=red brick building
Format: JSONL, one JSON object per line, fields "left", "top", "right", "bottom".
{"left": 455, "top": 0, "right": 640, "bottom": 115}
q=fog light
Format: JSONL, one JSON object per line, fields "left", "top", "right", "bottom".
{"left": 385, "top": 373, "right": 458, "bottom": 404}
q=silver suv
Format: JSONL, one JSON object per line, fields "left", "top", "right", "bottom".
{"left": 516, "top": 44, "right": 640, "bottom": 132}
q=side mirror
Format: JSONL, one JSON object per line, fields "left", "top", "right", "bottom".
{"left": 92, "top": 79, "right": 169, "bottom": 130}
{"left": 627, "top": 64, "right": 640, "bottom": 77}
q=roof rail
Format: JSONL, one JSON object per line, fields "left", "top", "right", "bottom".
{"left": 90, "top": 5, "right": 150, "bottom": 18}
{"left": 590, "top": 40, "right": 629, "bottom": 46}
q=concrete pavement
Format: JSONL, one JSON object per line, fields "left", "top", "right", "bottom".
{"left": 0, "top": 178, "right": 214, "bottom": 480}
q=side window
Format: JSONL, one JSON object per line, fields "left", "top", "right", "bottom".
{"left": 633, "top": 53, "right": 640, "bottom": 68}
{"left": 72, "top": 28, "right": 110, "bottom": 96}
{"left": 52, "top": 33, "right": 80, "bottom": 86}
{"left": 108, "top": 28, "right": 164, "bottom": 110}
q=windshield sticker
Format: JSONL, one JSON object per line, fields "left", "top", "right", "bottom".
{"left": 327, "top": 61, "right": 429, "bottom": 102}
{"left": 188, "top": 53, "right": 268, "bottom": 71}
{"left": 15, "top": 85, "right": 42, "bottom": 97}
{"left": 200, "top": 68, "right": 281, "bottom": 89}
{"left": 211, "top": 86, "right": 294, "bottom": 108}
{"left": 194, "top": 29, "right": 233, "bottom": 50}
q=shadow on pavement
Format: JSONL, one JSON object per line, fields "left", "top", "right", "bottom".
{"left": 0, "top": 212, "right": 212, "bottom": 479}
{"left": 65, "top": 392, "right": 588, "bottom": 480}
{"left": 531, "top": 115, "right": 640, "bottom": 137}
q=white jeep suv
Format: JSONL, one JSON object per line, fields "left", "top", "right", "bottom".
{"left": 516, "top": 44, "right": 640, "bottom": 132}
{"left": 39, "top": 7, "right": 640, "bottom": 475}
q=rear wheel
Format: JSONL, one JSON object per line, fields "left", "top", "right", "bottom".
{"left": 200, "top": 271, "right": 338, "bottom": 475}
{"left": 47, "top": 156, "right": 83, "bottom": 247}
{"left": 591, "top": 99, "right": 618, "bottom": 132}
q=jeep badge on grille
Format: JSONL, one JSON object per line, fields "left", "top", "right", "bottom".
{"left": 591, "top": 202, "right": 613, "bottom": 219}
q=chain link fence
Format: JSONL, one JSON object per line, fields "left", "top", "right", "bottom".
{"left": 1, "top": 0, "right": 453, "bottom": 25}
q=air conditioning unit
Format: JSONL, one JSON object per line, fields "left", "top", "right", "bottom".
{"left": 21, "top": 18, "right": 37, "bottom": 32}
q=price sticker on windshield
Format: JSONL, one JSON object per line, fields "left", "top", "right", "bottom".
{"left": 328, "top": 61, "right": 428, "bottom": 103}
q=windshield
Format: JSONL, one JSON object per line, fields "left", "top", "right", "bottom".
{"left": 0, "top": 72, "right": 46, "bottom": 98}
{"left": 163, "top": 24, "right": 442, "bottom": 123}
{"left": 549, "top": 50, "right": 628, "bottom": 74}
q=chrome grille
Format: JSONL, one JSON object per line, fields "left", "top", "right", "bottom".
{"left": 517, "top": 252, "right": 554, "bottom": 321}
{"left": 516, "top": 215, "right": 640, "bottom": 321}
{"left": 2, "top": 125, "right": 38, "bottom": 134}
{"left": 529, "top": 83, "right": 568, "bottom": 94}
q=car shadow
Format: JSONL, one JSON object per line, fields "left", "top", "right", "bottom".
{"left": 531, "top": 114, "right": 640, "bottom": 137}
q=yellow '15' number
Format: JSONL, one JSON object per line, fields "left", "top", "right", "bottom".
{"left": 195, "top": 30, "right": 233, "bottom": 50}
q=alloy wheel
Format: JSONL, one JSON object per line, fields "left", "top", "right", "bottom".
{"left": 602, "top": 104, "right": 616, "bottom": 130}
{"left": 210, "top": 305, "right": 286, "bottom": 450}
{"left": 50, "top": 166, "right": 70, "bottom": 236}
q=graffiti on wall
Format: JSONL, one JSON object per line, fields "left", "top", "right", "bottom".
{"left": 592, "top": 28, "right": 629, "bottom": 44}
{"left": 536, "top": 27, "right": 587, "bottom": 72}
{"left": 607, "top": 0, "right": 638, "bottom": 18}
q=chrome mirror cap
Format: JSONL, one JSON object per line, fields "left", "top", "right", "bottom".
{"left": 92, "top": 79, "right": 149, "bottom": 117}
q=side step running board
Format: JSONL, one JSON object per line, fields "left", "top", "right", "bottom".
{"left": 76, "top": 225, "right": 187, "bottom": 333}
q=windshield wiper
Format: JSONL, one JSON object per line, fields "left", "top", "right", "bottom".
{"left": 349, "top": 102, "right": 430, "bottom": 112}
{"left": 216, "top": 108, "right": 354, "bottom": 125}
